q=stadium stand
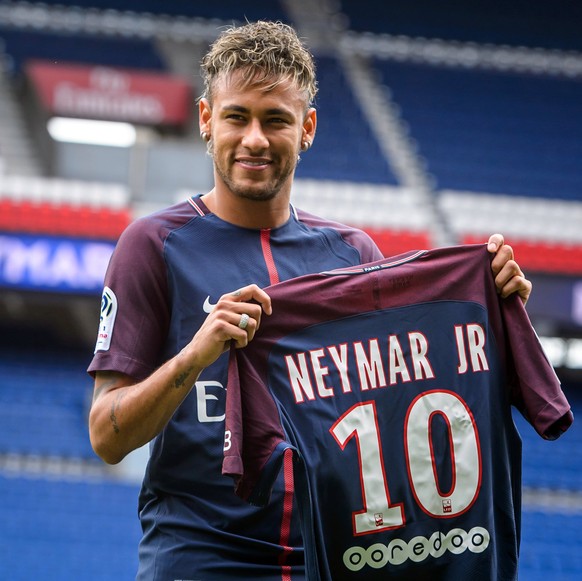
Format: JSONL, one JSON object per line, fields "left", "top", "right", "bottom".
{"left": 0, "top": 176, "right": 131, "bottom": 239}
{"left": 0, "top": 27, "right": 168, "bottom": 75}
{"left": 0, "top": 1, "right": 581, "bottom": 579}
{"left": 338, "top": 0, "right": 582, "bottom": 51}
{"left": 368, "top": 58, "right": 582, "bottom": 274}
{"left": 0, "top": 472, "right": 141, "bottom": 581}
{"left": 520, "top": 510, "right": 582, "bottom": 580}
{"left": 23, "top": 0, "right": 289, "bottom": 23}
{"left": 515, "top": 387, "right": 582, "bottom": 492}
{"left": 0, "top": 347, "right": 97, "bottom": 459}
{"left": 295, "top": 55, "right": 399, "bottom": 185}
{"left": 370, "top": 60, "right": 582, "bottom": 201}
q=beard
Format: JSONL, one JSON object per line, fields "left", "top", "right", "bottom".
{"left": 212, "top": 148, "right": 299, "bottom": 202}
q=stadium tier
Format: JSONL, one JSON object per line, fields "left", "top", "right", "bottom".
{"left": 0, "top": 176, "right": 131, "bottom": 239}
{"left": 20, "top": 0, "right": 289, "bottom": 23}
{"left": 515, "top": 388, "right": 582, "bottom": 491}
{"left": 0, "top": 27, "right": 168, "bottom": 75}
{"left": 520, "top": 510, "right": 582, "bottom": 580}
{"left": 370, "top": 60, "right": 582, "bottom": 202}
{"left": 295, "top": 56, "right": 399, "bottom": 185}
{"left": 338, "top": 0, "right": 582, "bottom": 51}
{"left": 0, "top": 473, "right": 141, "bottom": 581}
{"left": 0, "top": 348, "right": 97, "bottom": 459}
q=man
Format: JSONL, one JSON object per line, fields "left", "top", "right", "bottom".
{"left": 88, "top": 20, "right": 532, "bottom": 580}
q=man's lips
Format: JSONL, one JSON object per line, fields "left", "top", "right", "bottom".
{"left": 236, "top": 157, "right": 272, "bottom": 168}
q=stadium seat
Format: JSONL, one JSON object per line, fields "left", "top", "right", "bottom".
{"left": 0, "top": 473, "right": 142, "bottom": 581}
{"left": 0, "top": 27, "right": 167, "bottom": 74}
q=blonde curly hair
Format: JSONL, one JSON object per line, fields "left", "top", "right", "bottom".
{"left": 200, "top": 20, "right": 318, "bottom": 108}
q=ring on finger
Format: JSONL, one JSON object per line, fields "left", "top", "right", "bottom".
{"left": 238, "top": 313, "right": 250, "bottom": 330}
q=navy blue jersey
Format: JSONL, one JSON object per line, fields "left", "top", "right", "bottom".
{"left": 224, "top": 244, "right": 573, "bottom": 581}
{"left": 87, "top": 195, "right": 383, "bottom": 580}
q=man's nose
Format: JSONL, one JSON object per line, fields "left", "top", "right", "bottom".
{"left": 241, "top": 119, "right": 269, "bottom": 150}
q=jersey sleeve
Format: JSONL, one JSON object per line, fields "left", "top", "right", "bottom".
{"left": 503, "top": 293, "right": 573, "bottom": 439}
{"left": 87, "top": 215, "right": 171, "bottom": 380}
{"left": 223, "top": 346, "right": 292, "bottom": 506}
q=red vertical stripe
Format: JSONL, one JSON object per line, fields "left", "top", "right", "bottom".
{"left": 278, "top": 448, "right": 295, "bottom": 581}
{"left": 261, "top": 229, "right": 290, "bottom": 579}
{"left": 261, "top": 229, "right": 280, "bottom": 285}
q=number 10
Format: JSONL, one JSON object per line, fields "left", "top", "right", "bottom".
{"left": 329, "top": 390, "right": 481, "bottom": 536}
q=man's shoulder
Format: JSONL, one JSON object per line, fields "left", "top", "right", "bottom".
{"left": 120, "top": 198, "right": 201, "bottom": 241}
{"left": 294, "top": 206, "right": 383, "bottom": 262}
{"left": 295, "top": 206, "right": 356, "bottom": 230}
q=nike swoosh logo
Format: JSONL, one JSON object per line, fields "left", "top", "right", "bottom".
{"left": 203, "top": 296, "right": 216, "bottom": 313}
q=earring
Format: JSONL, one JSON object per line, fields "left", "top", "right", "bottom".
{"left": 301, "top": 140, "right": 311, "bottom": 151}
{"left": 200, "top": 131, "right": 209, "bottom": 142}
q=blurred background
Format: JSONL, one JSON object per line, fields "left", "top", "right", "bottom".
{"left": 0, "top": 0, "right": 581, "bottom": 579}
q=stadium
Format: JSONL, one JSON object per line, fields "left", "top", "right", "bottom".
{"left": 0, "top": 1, "right": 581, "bottom": 579}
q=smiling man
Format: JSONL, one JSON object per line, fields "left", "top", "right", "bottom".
{"left": 86, "top": 20, "right": 532, "bottom": 581}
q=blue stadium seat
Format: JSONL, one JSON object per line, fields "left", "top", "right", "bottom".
{"left": 371, "top": 59, "right": 582, "bottom": 200}
{"left": 520, "top": 510, "right": 582, "bottom": 580}
{"left": 295, "top": 56, "right": 398, "bottom": 185}
{"left": 0, "top": 27, "right": 167, "bottom": 74}
{"left": 0, "top": 473, "right": 141, "bottom": 581}
{"left": 514, "top": 388, "right": 582, "bottom": 491}
{"left": 14, "top": 0, "right": 288, "bottom": 23}
{"left": 338, "top": 0, "right": 582, "bottom": 51}
{"left": 0, "top": 349, "right": 97, "bottom": 460}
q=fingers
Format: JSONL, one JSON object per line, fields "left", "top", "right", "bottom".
{"left": 487, "top": 233, "right": 505, "bottom": 254}
{"left": 497, "top": 273, "right": 532, "bottom": 304}
{"left": 228, "top": 284, "right": 272, "bottom": 316}
{"left": 216, "top": 284, "right": 272, "bottom": 347}
{"left": 489, "top": 242, "right": 514, "bottom": 276}
{"left": 491, "top": 251, "right": 532, "bottom": 304}
{"left": 486, "top": 235, "right": 532, "bottom": 305}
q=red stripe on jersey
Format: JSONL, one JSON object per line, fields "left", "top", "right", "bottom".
{"left": 261, "top": 229, "right": 280, "bottom": 285}
{"left": 278, "top": 448, "right": 294, "bottom": 581}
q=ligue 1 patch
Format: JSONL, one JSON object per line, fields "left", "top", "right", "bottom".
{"left": 95, "top": 286, "right": 118, "bottom": 353}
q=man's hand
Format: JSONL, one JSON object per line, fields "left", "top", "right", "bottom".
{"left": 487, "top": 234, "right": 532, "bottom": 304}
{"left": 185, "top": 284, "right": 272, "bottom": 369}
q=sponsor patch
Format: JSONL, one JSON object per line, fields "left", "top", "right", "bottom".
{"left": 95, "top": 286, "right": 117, "bottom": 353}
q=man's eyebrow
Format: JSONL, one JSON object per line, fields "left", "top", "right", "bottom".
{"left": 221, "top": 104, "right": 248, "bottom": 113}
{"left": 221, "top": 104, "right": 292, "bottom": 116}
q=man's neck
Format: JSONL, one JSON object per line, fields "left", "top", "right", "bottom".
{"left": 201, "top": 188, "right": 292, "bottom": 229}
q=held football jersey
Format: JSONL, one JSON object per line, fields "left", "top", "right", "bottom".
{"left": 223, "top": 244, "right": 573, "bottom": 581}
{"left": 87, "top": 195, "right": 383, "bottom": 580}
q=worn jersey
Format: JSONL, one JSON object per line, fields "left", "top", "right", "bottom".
{"left": 224, "top": 244, "right": 573, "bottom": 581}
{"left": 87, "top": 195, "right": 383, "bottom": 581}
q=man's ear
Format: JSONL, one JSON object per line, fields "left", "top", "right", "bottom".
{"left": 199, "top": 98, "right": 212, "bottom": 135}
{"left": 302, "top": 107, "right": 317, "bottom": 146}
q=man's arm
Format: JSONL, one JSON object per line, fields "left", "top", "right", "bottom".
{"left": 487, "top": 233, "right": 532, "bottom": 304}
{"left": 89, "top": 284, "right": 272, "bottom": 464}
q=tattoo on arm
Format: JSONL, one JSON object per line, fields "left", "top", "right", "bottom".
{"left": 110, "top": 390, "right": 126, "bottom": 434}
{"left": 174, "top": 366, "right": 195, "bottom": 389}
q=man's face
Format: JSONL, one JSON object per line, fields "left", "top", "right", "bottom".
{"left": 204, "top": 71, "right": 313, "bottom": 202}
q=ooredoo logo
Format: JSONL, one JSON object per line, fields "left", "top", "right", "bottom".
{"left": 343, "top": 526, "right": 490, "bottom": 571}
